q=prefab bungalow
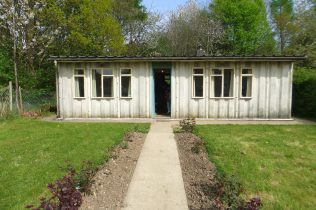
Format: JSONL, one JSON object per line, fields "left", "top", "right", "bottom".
{"left": 51, "top": 56, "right": 304, "bottom": 119}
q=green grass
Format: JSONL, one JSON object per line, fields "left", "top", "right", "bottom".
{"left": 0, "top": 118, "right": 149, "bottom": 210}
{"left": 195, "top": 125, "right": 316, "bottom": 210}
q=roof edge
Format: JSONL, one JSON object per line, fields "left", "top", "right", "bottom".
{"left": 49, "top": 55, "right": 306, "bottom": 62}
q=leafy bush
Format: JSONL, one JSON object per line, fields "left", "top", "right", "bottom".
{"left": 207, "top": 173, "right": 262, "bottom": 210}
{"left": 240, "top": 197, "right": 263, "bottom": 210}
{"left": 293, "top": 67, "right": 316, "bottom": 119}
{"left": 62, "top": 161, "right": 96, "bottom": 195}
{"left": 191, "top": 140, "right": 205, "bottom": 154}
{"left": 179, "top": 118, "right": 196, "bottom": 133}
{"left": 26, "top": 170, "right": 82, "bottom": 210}
{"left": 74, "top": 161, "right": 96, "bottom": 194}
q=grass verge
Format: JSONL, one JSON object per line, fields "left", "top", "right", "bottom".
{"left": 195, "top": 125, "right": 316, "bottom": 210}
{"left": 0, "top": 118, "right": 149, "bottom": 210}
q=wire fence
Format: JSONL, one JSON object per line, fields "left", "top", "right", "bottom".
{"left": 0, "top": 84, "right": 11, "bottom": 117}
{"left": 0, "top": 82, "right": 56, "bottom": 118}
{"left": 19, "top": 89, "right": 56, "bottom": 112}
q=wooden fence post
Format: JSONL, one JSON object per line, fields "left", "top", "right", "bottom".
{"left": 9, "top": 81, "right": 13, "bottom": 111}
{"left": 19, "top": 86, "right": 23, "bottom": 113}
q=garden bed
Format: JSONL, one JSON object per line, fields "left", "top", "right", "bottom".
{"left": 81, "top": 132, "right": 146, "bottom": 210}
{"left": 175, "top": 132, "right": 216, "bottom": 209}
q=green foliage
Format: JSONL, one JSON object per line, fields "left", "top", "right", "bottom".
{"left": 270, "top": 0, "right": 294, "bottom": 53}
{"left": 211, "top": 0, "right": 276, "bottom": 55}
{"left": 0, "top": 46, "right": 13, "bottom": 87}
{"left": 293, "top": 67, "right": 316, "bottom": 118}
{"left": 287, "top": 1, "right": 316, "bottom": 67}
{"left": 51, "top": 0, "right": 126, "bottom": 56}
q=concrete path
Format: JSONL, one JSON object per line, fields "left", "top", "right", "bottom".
{"left": 122, "top": 122, "right": 188, "bottom": 210}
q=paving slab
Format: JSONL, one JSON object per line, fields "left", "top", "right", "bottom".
{"left": 122, "top": 122, "right": 188, "bottom": 210}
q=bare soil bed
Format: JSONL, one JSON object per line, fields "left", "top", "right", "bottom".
{"left": 175, "top": 132, "right": 216, "bottom": 210}
{"left": 80, "top": 132, "right": 146, "bottom": 210}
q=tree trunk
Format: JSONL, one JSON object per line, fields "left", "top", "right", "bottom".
{"left": 13, "top": 0, "right": 21, "bottom": 114}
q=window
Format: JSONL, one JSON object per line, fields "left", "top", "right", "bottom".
{"left": 92, "top": 69, "right": 114, "bottom": 98}
{"left": 192, "top": 68, "right": 204, "bottom": 98}
{"left": 120, "top": 68, "right": 132, "bottom": 98}
{"left": 74, "top": 69, "right": 85, "bottom": 98}
{"left": 210, "top": 68, "right": 234, "bottom": 98}
{"left": 241, "top": 69, "right": 253, "bottom": 98}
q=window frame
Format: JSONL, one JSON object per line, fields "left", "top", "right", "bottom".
{"left": 240, "top": 68, "right": 254, "bottom": 99}
{"left": 209, "top": 68, "right": 235, "bottom": 99}
{"left": 120, "top": 68, "right": 132, "bottom": 99}
{"left": 192, "top": 68, "right": 205, "bottom": 99}
{"left": 91, "top": 68, "right": 115, "bottom": 99}
{"left": 73, "top": 68, "right": 85, "bottom": 99}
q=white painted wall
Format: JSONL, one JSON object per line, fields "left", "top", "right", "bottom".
{"left": 171, "top": 61, "right": 293, "bottom": 119}
{"left": 57, "top": 61, "right": 293, "bottom": 119}
{"left": 57, "top": 62, "right": 152, "bottom": 118}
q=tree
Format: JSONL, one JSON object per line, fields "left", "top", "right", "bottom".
{"left": 270, "top": 0, "right": 294, "bottom": 54}
{"left": 157, "top": 0, "right": 224, "bottom": 56}
{"left": 113, "top": 0, "right": 151, "bottom": 55}
{"left": 287, "top": 0, "right": 316, "bottom": 66}
{"left": 0, "top": 0, "right": 36, "bottom": 112}
{"left": 50, "top": 0, "right": 125, "bottom": 56}
{"left": 211, "top": 0, "right": 276, "bottom": 55}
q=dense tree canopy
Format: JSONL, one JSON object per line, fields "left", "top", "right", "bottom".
{"left": 210, "top": 0, "right": 276, "bottom": 55}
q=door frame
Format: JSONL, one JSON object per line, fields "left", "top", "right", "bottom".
{"left": 151, "top": 62, "right": 172, "bottom": 118}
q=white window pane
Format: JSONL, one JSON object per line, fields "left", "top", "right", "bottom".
{"left": 242, "top": 76, "right": 252, "bottom": 97}
{"left": 121, "top": 76, "right": 131, "bottom": 97}
{"left": 121, "top": 69, "right": 131, "bottom": 74}
{"left": 212, "top": 76, "right": 222, "bottom": 97}
{"left": 194, "top": 76, "right": 203, "bottom": 97}
{"left": 92, "top": 70, "right": 102, "bottom": 97}
{"left": 223, "top": 69, "right": 234, "bottom": 97}
{"left": 75, "top": 77, "right": 84, "bottom": 97}
{"left": 103, "top": 77, "right": 113, "bottom": 97}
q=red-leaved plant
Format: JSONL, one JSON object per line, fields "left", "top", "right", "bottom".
{"left": 26, "top": 170, "right": 82, "bottom": 210}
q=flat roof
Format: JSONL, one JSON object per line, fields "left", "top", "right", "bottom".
{"left": 50, "top": 55, "right": 305, "bottom": 62}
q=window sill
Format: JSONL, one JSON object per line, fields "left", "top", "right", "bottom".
{"left": 240, "top": 97, "right": 252, "bottom": 100}
{"left": 120, "top": 97, "right": 132, "bottom": 99}
{"left": 74, "top": 97, "right": 86, "bottom": 100}
{"left": 192, "top": 97, "right": 204, "bottom": 99}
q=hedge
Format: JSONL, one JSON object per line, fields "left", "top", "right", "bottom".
{"left": 292, "top": 67, "right": 316, "bottom": 119}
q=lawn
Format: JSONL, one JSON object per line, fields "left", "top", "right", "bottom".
{"left": 0, "top": 118, "right": 149, "bottom": 210}
{"left": 195, "top": 125, "right": 316, "bottom": 210}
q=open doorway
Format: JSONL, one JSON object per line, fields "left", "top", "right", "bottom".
{"left": 154, "top": 69, "right": 171, "bottom": 117}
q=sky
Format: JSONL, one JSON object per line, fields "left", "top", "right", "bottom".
{"left": 143, "top": 0, "right": 186, "bottom": 13}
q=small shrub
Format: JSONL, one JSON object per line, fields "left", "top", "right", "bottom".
{"left": 179, "top": 118, "right": 196, "bottom": 133}
{"left": 191, "top": 140, "right": 204, "bottom": 154}
{"left": 207, "top": 172, "right": 263, "bottom": 210}
{"left": 173, "top": 126, "right": 183, "bottom": 133}
{"left": 208, "top": 173, "right": 243, "bottom": 209}
{"left": 239, "top": 197, "right": 263, "bottom": 210}
{"left": 26, "top": 170, "right": 82, "bottom": 210}
{"left": 74, "top": 161, "right": 96, "bottom": 194}
{"left": 120, "top": 140, "right": 128, "bottom": 149}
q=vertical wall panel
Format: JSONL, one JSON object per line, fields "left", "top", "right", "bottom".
{"left": 58, "top": 60, "right": 293, "bottom": 119}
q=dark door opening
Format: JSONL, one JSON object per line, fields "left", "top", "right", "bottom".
{"left": 154, "top": 69, "right": 171, "bottom": 116}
